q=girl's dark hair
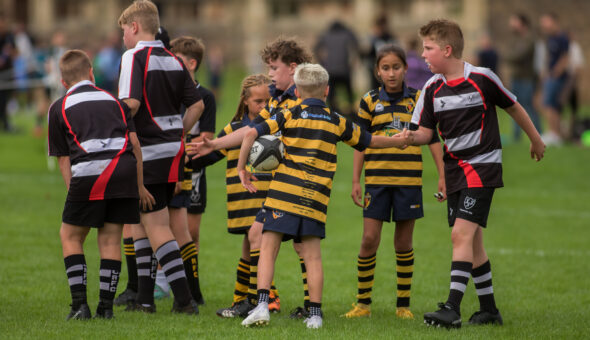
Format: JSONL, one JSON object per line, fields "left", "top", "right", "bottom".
{"left": 231, "top": 74, "right": 271, "bottom": 122}
{"left": 374, "top": 44, "right": 407, "bottom": 83}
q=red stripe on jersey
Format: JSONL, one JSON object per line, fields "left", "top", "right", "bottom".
{"left": 458, "top": 159, "right": 483, "bottom": 188}
{"left": 89, "top": 131, "right": 130, "bottom": 200}
{"left": 168, "top": 134, "right": 184, "bottom": 183}
{"left": 142, "top": 47, "right": 161, "bottom": 129}
{"left": 61, "top": 92, "right": 87, "bottom": 153}
{"left": 466, "top": 78, "right": 487, "bottom": 142}
{"left": 471, "top": 72, "right": 516, "bottom": 106}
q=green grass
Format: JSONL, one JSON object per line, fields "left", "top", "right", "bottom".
{"left": 1, "top": 70, "right": 590, "bottom": 339}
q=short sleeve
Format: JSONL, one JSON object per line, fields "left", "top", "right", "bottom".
{"left": 254, "top": 111, "right": 287, "bottom": 137}
{"left": 118, "top": 50, "right": 143, "bottom": 101}
{"left": 120, "top": 101, "right": 136, "bottom": 132}
{"left": 47, "top": 102, "right": 69, "bottom": 156}
{"left": 253, "top": 107, "right": 272, "bottom": 124}
{"left": 479, "top": 70, "right": 517, "bottom": 109}
{"left": 198, "top": 90, "right": 216, "bottom": 133}
{"left": 354, "top": 97, "right": 372, "bottom": 131}
{"left": 181, "top": 67, "right": 202, "bottom": 108}
{"left": 411, "top": 84, "right": 437, "bottom": 129}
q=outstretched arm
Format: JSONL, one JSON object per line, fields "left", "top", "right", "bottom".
{"left": 408, "top": 126, "right": 434, "bottom": 146}
{"left": 369, "top": 129, "right": 410, "bottom": 149}
{"left": 505, "top": 102, "right": 545, "bottom": 161}
{"left": 187, "top": 126, "right": 250, "bottom": 158}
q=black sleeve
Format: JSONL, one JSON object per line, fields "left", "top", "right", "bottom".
{"left": 191, "top": 150, "right": 224, "bottom": 168}
{"left": 181, "top": 65, "right": 202, "bottom": 108}
{"left": 47, "top": 101, "right": 69, "bottom": 156}
{"left": 120, "top": 100, "right": 136, "bottom": 132}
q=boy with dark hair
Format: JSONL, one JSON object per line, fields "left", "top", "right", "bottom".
{"left": 117, "top": 0, "right": 204, "bottom": 314}
{"left": 239, "top": 63, "right": 411, "bottom": 329}
{"left": 48, "top": 49, "right": 142, "bottom": 320}
{"left": 408, "top": 19, "right": 545, "bottom": 328}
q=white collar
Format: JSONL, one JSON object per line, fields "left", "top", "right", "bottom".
{"left": 136, "top": 40, "right": 164, "bottom": 48}
{"left": 67, "top": 80, "right": 94, "bottom": 94}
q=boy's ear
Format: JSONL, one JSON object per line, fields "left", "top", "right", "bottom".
{"left": 89, "top": 67, "right": 95, "bottom": 83}
{"left": 190, "top": 59, "right": 198, "bottom": 72}
{"left": 288, "top": 62, "right": 298, "bottom": 75}
{"left": 131, "top": 21, "right": 139, "bottom": 34}
{"left": 294, "top": 87, "right": 301, "bottom": 98}
{"left": 324, "top": 85, "right": 330, "bottom": 98}
{"left": 60, "top": 78, "right": 68, "bottom": 89}
{"left": 443, "top": 44, "right": 453, "bottom": 58}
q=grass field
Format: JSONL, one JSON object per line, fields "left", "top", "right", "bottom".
{"left": 1, "top": 69, "right": 590, "bottom": 339}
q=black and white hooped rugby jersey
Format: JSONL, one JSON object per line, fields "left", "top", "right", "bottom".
{"left": 411, "top": 62, "right": 516, "bottom": 194}
{"left": 48, "top": 80, "right": 138, "bottom": 201}
{"left": 118, "top": 40, "right": 201, "bottom": 185}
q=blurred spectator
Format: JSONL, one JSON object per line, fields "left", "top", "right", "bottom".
{"left": 563, "top": 32, "right": 585, "bottom": 141}
{"left": 314, "top": 20, "right": 359, "bottom": 115}
{"left": 505, "top": 13, "right": 542, "bottom": 141}
{"left": 476, "top": 33, "right": 499, "bottom": 74}
{"left": 207, "top": 45, "right": 223, "bottom": 101}
{"left": 0, "top": 14, "right": 15, "bottom": 132}
{"left": 94, "top": 31, "right": 122, "bottom": 94}
{"left": 405, "top": 37, "right": 432, "bottom": 90}
{"left": 45, "top": 30, "right": 67, "bottom": 102}
{"left": 366, "top": 15, "right": 399, "bottom": 89}
{"left": 540, "top": 13, "right": 569, "bottom": 145}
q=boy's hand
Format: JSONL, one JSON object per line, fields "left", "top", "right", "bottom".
{"left": 351, "top": 182, "right": 363, "bottom": 207}
{"left": 187, "top": 137, "right": 215, "bottom": 159}
{"left": 530, "top": 140, "right": 546, "bottom": 161}
{"left": 392, "top": 128, "right": 411, "bottom": 149}
{"left": 437, "top": 177, "right": 447, "bottom": 202}
{"left": 239, "top": 169, "right": 258, "bottom": 193}
{"left": 139, "top": 185, "right": 156, "bottom": 211}
{"left": 174, "top": 182, "right": 182, "bottom": 195}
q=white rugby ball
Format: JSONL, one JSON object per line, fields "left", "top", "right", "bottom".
{"left": 248, "top": 135, "right": 284, "bottom": 171}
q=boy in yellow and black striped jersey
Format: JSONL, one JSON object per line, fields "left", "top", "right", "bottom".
{"left": 239, "top": 63, "right": 412, "bottom": 329}
{"left": 188, "top": 37, "right": 313, "bottom": 318}
{"left": 191, "top": 74, "right": 281, "bottom": 317}
{"left": 343, "top": 44, "right": 444, "bottom": 319}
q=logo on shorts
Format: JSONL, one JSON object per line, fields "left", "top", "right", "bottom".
{"left": 449, "top": 207, "right": 454, "bottom": 216}
{"left": 375, "top": 103, "right": 384, "bottom": 112}
{"left": 464, "top": 196, "right": 476, "bottom": 210}
{"left": 272, "top": 210, "right": 284, "bottom": 219}
{"left": 363, "top": 192, "right": 371, "bottom": 209}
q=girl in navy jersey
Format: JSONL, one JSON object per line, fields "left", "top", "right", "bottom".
{"left": 344, "top": 44, "right": 444, "bottom": 319}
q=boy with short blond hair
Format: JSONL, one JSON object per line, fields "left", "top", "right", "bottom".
{"left": 239, "top": 63, "right": 410, "bottom": 329}
{"left": 408, "top": 19, "right": 545, "bottom": 328}
{"left": 117, "top": 0, "right": 204, "bottom": 315}
{"left": 49, "top": 49, "right": 142, "bottom": 320}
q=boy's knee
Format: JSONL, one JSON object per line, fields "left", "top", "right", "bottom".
{"left": 361, "top": 233, "right": 380, "bottom": 251}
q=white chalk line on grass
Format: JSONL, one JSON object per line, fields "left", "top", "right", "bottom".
{"left": 488, "top": 247, "right": 590, "bottom": 257}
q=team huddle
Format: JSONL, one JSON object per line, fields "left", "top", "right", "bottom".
{"left": 47, "top": 0, "right": 545, "bottom": 330}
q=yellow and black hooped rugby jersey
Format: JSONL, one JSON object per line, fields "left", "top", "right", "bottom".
{"left": 356, "top": 85, "right": 433, "bottom": 187}
{"left": 254, "top": 84, "right": 301, "bottom": 123}
{"left": 254, "top": 98, "right": 372, "bottom": 224}
{"left": 192, "top": 114, "right": 272, "bottom": 234}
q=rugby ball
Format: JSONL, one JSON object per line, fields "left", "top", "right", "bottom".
{"left": 248, "top": 135, "right": 284, "bottom": 171}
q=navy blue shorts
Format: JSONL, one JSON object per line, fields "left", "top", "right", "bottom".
{"left": 543, "top": 76, "right": 567, "bottom": 111}
{"left": 363, "top": 186, "right": 424, "bottom": 222}
{"left": 263, "top": 208, "right": 325, "bottom": 242}
{"left": 447, "top": 188, "right": 495, "bottom": 228}
{"left": 169, "top": 190, "right": 191, "bottom": 209}
{"left": 255, "top": 207, "right": 266, "bottom": 224}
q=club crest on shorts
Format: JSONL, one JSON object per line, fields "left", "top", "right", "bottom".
{"left": 363, "top": 192, "right": 371, "bottom": 209}
{"left": 464, "top": 196, "right": 476, "bottom": 210}
{"left": 272, "top": 210, "right": 284, "bottom": 219}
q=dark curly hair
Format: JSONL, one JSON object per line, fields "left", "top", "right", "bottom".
{"left": 260, "top": 37, "right": 312, "bottom": 65}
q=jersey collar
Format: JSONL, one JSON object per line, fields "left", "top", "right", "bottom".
{"left": 269, "top": 83, "right": 297, "bottom": 103}
{"left": 136, "top": 40, "right": 165, "bottom": 48}
{"left": 378, "top": 82, "right": 410, "bottom": 103}
{"left": 301, "top": 98, "right": 327, "bottom": 107}
{"left": 67, "top": 80, "right": 94, "bottom": 94}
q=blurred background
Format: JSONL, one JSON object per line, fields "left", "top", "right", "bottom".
{"left": 0, "top": 0, "right": 588, "bottom": 144}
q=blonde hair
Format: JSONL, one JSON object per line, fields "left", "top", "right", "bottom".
{"left": 419, "top": 19, "right": 464, "bottom": 58}
{"left": 231, "top": 74, "right": 271, "bottom": 122}
{"left": 170, "top": 36, "right": 205, "bottom": 71}
{"left": 293, "top": 63, "right": 329, "bottom": 98}
{"left": 118, "top": 0, "right": 160, "bottom": 35}
{"left": 59, "top": 49, "right": 92, "bottom": 86}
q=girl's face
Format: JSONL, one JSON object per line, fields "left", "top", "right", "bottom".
{"left": 244, "top": 84, "right": 270, "bottom": 118}
{"left": 377, "top": 53, "right": 407, "bottom": 92}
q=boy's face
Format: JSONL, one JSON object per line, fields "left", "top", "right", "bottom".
{"left": 121, "top": 23, "right": 138, "bottom": 49}
{"left": 267, "top": 58, "right": 295, "bottom": 91}
{"left": 175, "top": 52, "right": 197, "bottom": 73}
{"left": 421, "top": 37, "right": 448, "bottom": 74}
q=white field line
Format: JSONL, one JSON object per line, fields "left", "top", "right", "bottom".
{"left": 488, "top": 247, "right": 590, "bottom": 257}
